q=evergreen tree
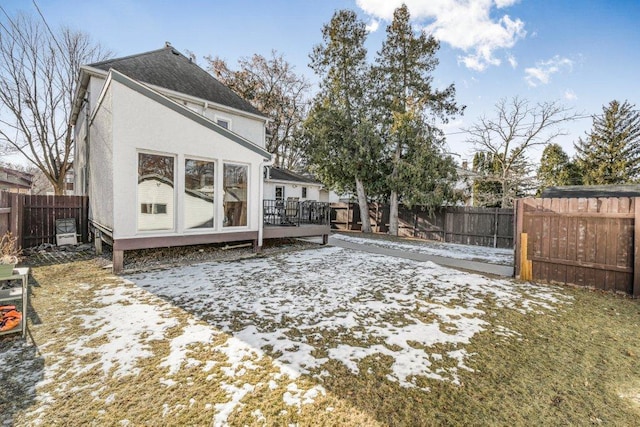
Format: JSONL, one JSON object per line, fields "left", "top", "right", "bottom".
{"left": 472, "top": 152, "right": 502, "bottom": 207}
{"left": 574, "top": 100, "right": 640, "bottom": 185}
{"left": 305, "top": 10, "right": 384, "bottom": 233}
{"left": 536, "top": 143, "right": 581, "bottom": 194}
{"left": 372, "top": 4, "right": 463, "bottom": 235}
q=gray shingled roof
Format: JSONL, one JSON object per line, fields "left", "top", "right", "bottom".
{"left": 0, "top": 167, "right": 33, "bottom": 190}
{"left": 268, "top": 167, "right": 321, "bottom": 185}
{"left": 89, "top": 46, "right": 264, "bottom": 117}
{"left": 541, "top": 185, "right": 640, "bottom": 198}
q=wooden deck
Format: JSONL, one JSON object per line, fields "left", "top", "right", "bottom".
{"left": 263, "top": 223, "right": 330, "bottom": 240}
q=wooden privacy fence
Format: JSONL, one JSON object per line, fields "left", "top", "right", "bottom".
{"left": 515, "top": 197, "right": 639, "bottom": 297}
{"left": 0, "top": 193, "right": 89, "bottom": 249}
{"left": 331, "top": 203, "right": 514, "bottom": 249}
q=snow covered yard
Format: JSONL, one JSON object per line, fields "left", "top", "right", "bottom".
{"left": 2, "top": 246, "right": 640, "bottom": 425}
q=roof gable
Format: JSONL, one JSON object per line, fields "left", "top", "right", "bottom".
{"left": 90, "top": 46, "right": 264, "bottom": 118}
{"left": 108, "top": 70, "right": 271, "bottom": 159}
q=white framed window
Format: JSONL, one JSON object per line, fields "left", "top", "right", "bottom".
{"left": 184, "top": 158, "right": 215, "bottom": 229}
{"left": 223, "top": 163, "right": 248, "bottom": 227}
{"left": 301, "top": 187, "right": 307, "bottom": 199}
{"left": 216, "top": 117, "right": 231, "bottom": 130}
{"left": 137, "top": 152, "right": 175, "bottom": 231}
{"left": 275, "top": 186, "right": 285, "bottom": 201}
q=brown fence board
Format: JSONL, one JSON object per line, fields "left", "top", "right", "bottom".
{"left": 331, "top": 203, "right": 514, "bottom": 249}
{"left": 516, "top": 197, "right": 636, "bottom": 296}
{"left": 0, "top": 193, "right": 89, "bottom": 248}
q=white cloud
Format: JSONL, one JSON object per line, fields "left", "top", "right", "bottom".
{"left": 495, "top": 0, "right": 519, "bottom": 7}
{"left": 524, "top": 55, "right": 573, "bottom": 87}
{"left": 355, "top": 0, "right": 526, "bottom": 71}
{"left": 507, "top": 54, "right": 518, "bottom": 68}
{"left": 365, "top": 19, "right": 380, "bottom": 32}
{"left": 564, "top": 89, "right": 577, "bottom": 101}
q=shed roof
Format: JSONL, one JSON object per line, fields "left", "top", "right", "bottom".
{"left": 268, "top": 167, "right": 322, "bottom": 185}
{"left": 0, "top": 167, "right": 33, "bottom": 190}
{"left": 89, "top": 46, "right": 264, "bottom": 118}
{"left": 541, "top": 185, "right": 640, "bottom": 198}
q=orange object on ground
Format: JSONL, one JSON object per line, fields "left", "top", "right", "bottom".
{"left": 0, "top": 309, "right": 22, "bottom": 331}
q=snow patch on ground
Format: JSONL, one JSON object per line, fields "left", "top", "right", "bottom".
{"left": 66, "top": 285, "right": 178, "bottom": 378}
{"left": 331, "top": 233, "right": 514, "bottom": 265}
{"left": 128, "top": 246, "right": 567, "bottom": 389}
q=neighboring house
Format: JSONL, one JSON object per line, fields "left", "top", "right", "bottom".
{"left": 455, "top": 163, "right": 480, "bottom": 206}
{"left": 70, "top": 44, "right": 329, "bottom": 273}
{"left": 0, "top": 167, "right": 33, "bottom": 194}
{"left": 264, "top": 167, "right": 328, "bottom": 202}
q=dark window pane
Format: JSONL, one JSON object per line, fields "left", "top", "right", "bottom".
{"left": 185, "top": 159, "right": 215, "bottom": 229}
{"left": 138, "top": 153, "right": 174, "bottom": 231}
{"left": 223, "top": 164, "right": 248, "bottom": 227}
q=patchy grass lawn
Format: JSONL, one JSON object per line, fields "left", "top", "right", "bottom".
{"left": 1, "top": 246, "right": 639, "bottom": 426}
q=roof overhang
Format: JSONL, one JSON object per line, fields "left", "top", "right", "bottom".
{"left": 107, "top": 70, "right": 271, "bottom": 160}
{"left": 71, "top": 65, "right": 270, "bottom": 126}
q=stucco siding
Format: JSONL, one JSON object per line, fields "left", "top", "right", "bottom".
{"left": 88, "top": 83, "right": 114, "bottom": 230}
{"left": 264, "top": 182, "right": 323, "bottom": 201}
{"left": 171, "top": 100, "right": 265, "bottom": 148}
{"left": 110, "top": 79, "right": 265, "bottom": 239}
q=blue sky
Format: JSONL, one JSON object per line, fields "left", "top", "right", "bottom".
{"left": 2, "top": 0, "right": 639, "bottom": 165}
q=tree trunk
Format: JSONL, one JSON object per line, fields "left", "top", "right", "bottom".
{"left": 389, "top": 190, "right": 399, "bottom": 236}
{"left": 355, "top": 176, "right": 372, "bottom": 233}
{"left": 501, "top": 178, "right": 509, "bottom": 208}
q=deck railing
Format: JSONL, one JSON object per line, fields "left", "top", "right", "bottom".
{"left": 263, "top": 200, "right": 330, "bottom": 226}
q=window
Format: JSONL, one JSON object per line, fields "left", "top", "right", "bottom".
{"left": 138, "top": 153, "right": 175, "bottom": 231}
{"left": 185, "top": 159, "right": 215, "bottom": 229}
{"left": 140, "top": 203, "right": 167, "bottom": 214}
{"left": 275, "top": 186, "right": 285, "bottom": 201}
{"left": 301, "top": 187, "right": 307, "bottom": 199}
{"left": 216, "top": 119, "right": 230, "bottom": 129}
{"left": 223, "top": 163, "right": 248, "bottom": 227}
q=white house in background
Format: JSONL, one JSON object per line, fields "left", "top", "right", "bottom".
{"left": 455, "top": 163, "right": 480, "bottom": 206}
{"left": 264, "top": 167, "right": 328, "bottom": 202}
{"left": 70, "top": 44, "right": 276, "bottom": 272}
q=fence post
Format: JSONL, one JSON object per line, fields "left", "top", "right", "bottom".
{"left": 634, "top": 197, "right": 640, "bottom": 297}
{"left": 493, "top": 207, "right": 499, "bottom": 248}
{"left": 514, "top": 199, "right": 523, "bottom": 279}
{"left": 8, "top": 193, "right": 24, "bottom": 250}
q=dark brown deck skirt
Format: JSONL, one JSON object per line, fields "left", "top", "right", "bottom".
{"left": 111, "top": 231, "right": 259, "bottom": 274}
{"left": 263, "top": 224, "right": 330, "bottom": 240}
{"left": 113, "top": 231, "right": 259, "bottom": 251}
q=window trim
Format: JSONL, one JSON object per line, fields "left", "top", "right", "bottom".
{"left": 184, "top": 157, "right": 217, "bottom": 231}
{"left": 222, "top": 161, "right": 250, "bottom": 229}
{"left": 136, "top": 150, "right": 177, "bottom": 233}
{"left": 275, "top": 185, "right": 285, "bottom": 201}
{"left": 215, "top": 115, "right": 232, "bottom": 131}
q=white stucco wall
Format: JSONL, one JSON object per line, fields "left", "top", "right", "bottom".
{"left": 110, "top": 79, "right": 266, "bottom": 240}
{"left": 170, "top": 100, "right": 265, "bottom": 148}
{"left": 264, "top": 181, "right": 323, "bottom": 202}
{"left": 88, "top": 83, "right": 114, "bottom": 230}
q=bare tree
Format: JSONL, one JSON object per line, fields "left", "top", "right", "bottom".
{"left": 0, "top": 12, "right": 111, "bottom": 194}
{"left": 207, "top": 51, "right": 311, "bottom": 170}
{"left": 465, "top": 97, "right": 579, "bottom": 207}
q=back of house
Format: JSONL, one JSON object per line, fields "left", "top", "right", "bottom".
{"left": 70, "top": 44, "right": 272, "bottom": 272}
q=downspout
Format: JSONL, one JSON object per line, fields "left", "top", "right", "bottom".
{"left": 258, "top": 159, "right": 273, "bottom": 249}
